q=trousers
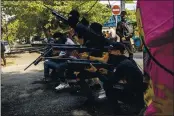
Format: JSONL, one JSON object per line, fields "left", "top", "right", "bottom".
{"left": 103, "top": 82, "right": 145, "bottom": 113}
{"left": 44, "top": 60, "right": 67, "bottom": 82}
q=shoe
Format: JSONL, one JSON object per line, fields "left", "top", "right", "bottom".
{"left": 98, "top": 93, "right": 106, "bottom": 99}
{"left": 55, "top": 83, "right": 70, "bottom": 90}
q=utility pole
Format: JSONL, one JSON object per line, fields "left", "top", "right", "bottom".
{"left": 121, "top": 0, "right": 125, "bottom": 12}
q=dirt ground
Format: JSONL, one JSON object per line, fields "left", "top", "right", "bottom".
{"left": 1, "top": 53, "right": 43, "bottom": 73}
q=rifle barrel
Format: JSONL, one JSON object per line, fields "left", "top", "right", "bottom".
{"left": 44, "top": 58, "right": 95, "bottom": 62}
{"left": 31, "top": 43, "right": 81, "bottom": 47}
{"left": 24, "top": 62, "right": 34, "bottom": 71}
{"left": 43, "top": 5, "right": 68, "bottom": 24}
{"left": 67, "top": 61, "right": 113, "bottom": 70}
{"left": 52, "top": 46, "right": 110, "bottom": 52}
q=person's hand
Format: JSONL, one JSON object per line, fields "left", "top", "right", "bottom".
{"left": 74, "top": 72, "right": 80, "bottom": 76}
{"left": 52, "top": 50, "right": 59, "bottom": 55}
{"left": 85, "top": 63, "right": 97, "bottom": 72}
{"left": 80, "top": 53, "right": 88, "bottom": 59}
{"left": 152, "top": 84, "right": 173, "bottom": 116}
{"left": 118, "top": 80, "right": 127, "bottom": 84}
{"left": 122, "top": 37, "right": 126, "bottom": 41}
{"left": 71, "top": 50, "right": 77, "bottom": 57}
{"left": 40, "top": 57, "right": 45, "bottom": 60}
{"left": 69, "top": 28, "right": 75, "bottom": 37}
{"left": 98, "top": 68, "right": 108, "bottom": 74}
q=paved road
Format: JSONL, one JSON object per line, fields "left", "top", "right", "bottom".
{"left": 1, "top": 52, "right": 143, "bottom": 116}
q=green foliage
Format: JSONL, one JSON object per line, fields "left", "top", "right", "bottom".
{"left": 126, "top": 9, "right": 136, "bottom": 22}
{"left": 2, "top": 1, "right": 111, "bottom": 43}
{"left": 125, "top": 0, "right": 134, "bottom": 3}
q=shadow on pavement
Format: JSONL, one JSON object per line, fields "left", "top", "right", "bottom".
{"left": 2, "top": 70, "right": 142, "bottom": 116}
{"left": 1, "top": 70, "right": 117, "bottom": 116}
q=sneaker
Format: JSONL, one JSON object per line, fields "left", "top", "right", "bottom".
{"left": 55, "top": 83, "right": 70, "bottom": 90}
{"left": 98, "top": 90, "right": 106, "bottom": 99}
{"left": 98, "top": 94, "right": 106, "bottom": 99}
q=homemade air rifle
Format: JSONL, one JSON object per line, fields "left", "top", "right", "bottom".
{"left": 52, "top": 46, "right": 111, "bottom": 52}
{"left": 43, "top": 5, "right": 69, "bottom": 24}
{"left": 28, "top": 44, "right": 81, "bottom": 53}
{"left": 29, "top": 43, "right": 81, "bottom": 47}
{"left": 24, "top": 47, "right": 53, "bottom": 71}
{"left": 43, "top": 57, "right": 113, "bottom": 71}
{"left": 43, "top": 57, "right": 90, "bottom": 62}
{"left": 67, "top": 60, "right": 114, "bottom": 71}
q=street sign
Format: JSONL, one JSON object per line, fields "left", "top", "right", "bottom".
{"left": 103, "top": 16, "right": 116, "bottom": 27}
{"left": 117, "top": 15, "right": 121, "bottom": 22}
{"left": 112, "top": 5, "right": 121, "bottom": 15}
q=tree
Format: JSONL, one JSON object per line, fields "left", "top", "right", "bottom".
{"left": 125, "top": 0, "right": 134, "bottom": 3}
{"left": 121, "top": 0, "right": 134, "bottom": 11}
{"left": 126, "top": 9, "right": 136, "bottom": 22}
{"left": 2, "top": 1, "right": 111, "bottom": 43}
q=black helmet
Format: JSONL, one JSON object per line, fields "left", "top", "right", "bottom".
{"left": 68, "top": 9, "right": 80, "bottom": 18}
{"left": 110, "top": 42, "right": 125, "bottom": 51}
{"left": 90, "top": 22, "right": 103, "bottom": 35}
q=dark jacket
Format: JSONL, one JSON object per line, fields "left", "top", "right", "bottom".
{"left": 97, "top": 55, "right": 144, "bottom": 92}
{"left": 116, "top": 21, "right": 130, "bottom": 42}
{"left": 75, "top": 23, "right": 112, "bottom": 57}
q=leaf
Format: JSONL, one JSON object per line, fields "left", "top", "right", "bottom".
{"left": 2, "top": 1, "right": 111, "bottom": 42}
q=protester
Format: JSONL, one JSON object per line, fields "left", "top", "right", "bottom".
{"left": 86, "top": 42, "right": 145, "bottom": 114}
{"left": 116, "top": 11, "right": 133, "bottom": 58}
{"left": 1, "top": 42, "right": 6, "bottom": 66}
{"left": 77, "top": 22, "right": 111, "bottom": 92}
{"left": 1, "top": 27, "right": 6, "bottom": 67}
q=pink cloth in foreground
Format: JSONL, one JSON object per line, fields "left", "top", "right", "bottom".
{"left": 136, "top": 0, "right": 174, "bottom": 115}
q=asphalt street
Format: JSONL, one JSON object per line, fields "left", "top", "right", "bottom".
{"left": 1, "top": 52, "right": 143, "bottom": 116}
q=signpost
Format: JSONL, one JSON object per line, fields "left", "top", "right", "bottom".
{"left": 112, "top": 5, "right": 121, "bottom": 27}
{"left": 112, "top": 5, "right": 121, "bottom": 15}
{"left": 103, "top": 5, "right": 121, "bottom": 27}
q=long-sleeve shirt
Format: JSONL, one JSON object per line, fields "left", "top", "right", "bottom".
{"left": 59, "top": 38, "right": 75, "bottom": 57}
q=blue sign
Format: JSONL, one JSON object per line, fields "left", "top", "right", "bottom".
{"left": 103, "top": 15, "right": 121, "bottom": 27}
{"left": 117, "top": 15, "right": 121, "bottom": 22}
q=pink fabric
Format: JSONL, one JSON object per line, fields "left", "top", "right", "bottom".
{"left": 137, "top": 1, "right": 174, "bottom": 48}
{"left": 136, "top": 0, "right": 174, "bottom": 115}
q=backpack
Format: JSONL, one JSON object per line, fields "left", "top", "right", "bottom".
{"left": 126, "top": 23, "right": 134, "bottom": 34}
